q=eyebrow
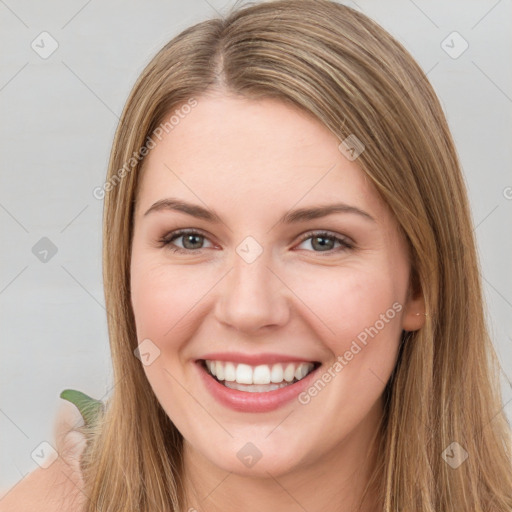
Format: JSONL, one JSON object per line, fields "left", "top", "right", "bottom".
{"left": 143, "top": 197, "right": 376, "bottom": 224}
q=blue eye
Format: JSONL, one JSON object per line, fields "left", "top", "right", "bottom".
{"left": 158, "top": 229, "right": 353, "bottom": 255}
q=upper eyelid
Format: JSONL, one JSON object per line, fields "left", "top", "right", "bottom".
{"left": 162, "top": 228, "right": 213, "bottom": 244}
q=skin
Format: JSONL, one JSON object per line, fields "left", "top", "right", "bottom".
{"left": 0, "top": 400, "right": 87, "bottom": 511}
{"left": 130, "top": 90, "right": 425, "bottom": 512}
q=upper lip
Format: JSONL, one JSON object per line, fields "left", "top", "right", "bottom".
{"left": 197, "top": 352, "right": 320, "bottom": 366}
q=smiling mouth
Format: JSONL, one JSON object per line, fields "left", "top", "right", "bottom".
{"left": 199, "top": 359, "right": 321, "bottom": 393}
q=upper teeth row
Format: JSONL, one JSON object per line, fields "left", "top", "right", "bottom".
{"left": 205, "top": 360, "right": 315, "bottom": 385}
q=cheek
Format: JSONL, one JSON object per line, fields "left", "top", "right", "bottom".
{"left": 290, "top": 267, "right": 405, "bottom": 431}
{"left": 129, "top": 254, "right": 211, "bottom": 414}
{"left": 288, "top": 265, "right": 404, "bottom": 362}
{"left": 130, "top": 251, "right": 221, "bottom": 351}
{"left": 130, "top": 263, "right": 173, "bottom": 341}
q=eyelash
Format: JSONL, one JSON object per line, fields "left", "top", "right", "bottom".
{"left": 157, "top": 229, "right": 354, "bottom": 255}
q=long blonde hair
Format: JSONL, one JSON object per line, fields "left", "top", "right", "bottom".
{"left": 78, "top": 1, "right": 512, "bottom": 510}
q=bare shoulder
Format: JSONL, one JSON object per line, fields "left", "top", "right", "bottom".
{"left": 0, "top": 457, "right": 86, "bottom": 512}
{"left": 1, "top": 398, "right": 92, "bottom": 511}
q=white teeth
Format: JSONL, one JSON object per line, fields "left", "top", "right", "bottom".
{"left": 215, "top": 360, "right": 224, "bottom": 381}
{"left": 224, "top": 362, "right": 236, "bottom": 382}
{"left": 270, "top": 364, "right": 283, "bottom": 383}
{"left": 283, "top": 363, "right": 296, "bottom": 382}
{"left": 204, "top": 360, "right": 315, "bottom": 386}
{"left": 295, "top": 364, "right": 309, "bottom": 380}
{"left": 236, "top": 363, "right": 253, "bottom": 384}
{"left": 253, "top": 365, "right": 271, "bottom": 385}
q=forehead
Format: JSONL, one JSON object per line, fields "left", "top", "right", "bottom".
{"left": 135, "top": 93, "right": 384, "bottom": 221}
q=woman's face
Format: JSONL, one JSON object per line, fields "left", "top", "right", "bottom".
{"left": 130, "top": 92, "right": 425, "bottom": 478}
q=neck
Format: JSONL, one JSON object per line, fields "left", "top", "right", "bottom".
{"left": 181, "top": 398, "right": 384, "bottom": 512}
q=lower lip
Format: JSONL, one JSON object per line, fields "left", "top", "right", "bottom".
{"left": 195, "top": 360, "right": 321, "bottom": 413}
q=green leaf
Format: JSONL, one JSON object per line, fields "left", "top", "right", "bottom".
{"left": 60, "top": 389, "right": 105, "bottom": 427}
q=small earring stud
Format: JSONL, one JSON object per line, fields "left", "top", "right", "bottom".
{"left": 415, "top": 312, "right": 428, "bottom": 316}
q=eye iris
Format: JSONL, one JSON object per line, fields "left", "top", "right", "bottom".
{"left": 311, "top": 235, "right": 334, "bottom": 251}
{"left": 182, "top": 234, "right": 203, "bottom": 250}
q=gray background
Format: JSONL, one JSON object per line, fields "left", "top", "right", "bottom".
{"left": 1, "top": 0, "right": 511, "bottom": 492}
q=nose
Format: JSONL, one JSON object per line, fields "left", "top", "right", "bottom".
{"left": 213, "top": 250, "right": 290, "bottom": 334}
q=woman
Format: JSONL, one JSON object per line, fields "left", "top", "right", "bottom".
{"left": 4, "top": 0, "right": 511, "bottom": 510}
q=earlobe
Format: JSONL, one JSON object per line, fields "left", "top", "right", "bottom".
{"left": 401, "top": 290, "right": 427, "bottom": 331}
{"left": 401, "top": 269, "right": 427, "bottom": 331}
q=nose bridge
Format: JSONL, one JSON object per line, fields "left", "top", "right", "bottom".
{"left": 214, "top": 243, "right": 289, "bottom": 333}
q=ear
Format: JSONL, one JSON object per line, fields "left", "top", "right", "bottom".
{"left": 401, "top": 269, "right": 426, "bottom": 332}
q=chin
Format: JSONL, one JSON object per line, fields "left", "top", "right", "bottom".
{"left": 194, "top": 434, "right": 309, "bottom": 478}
